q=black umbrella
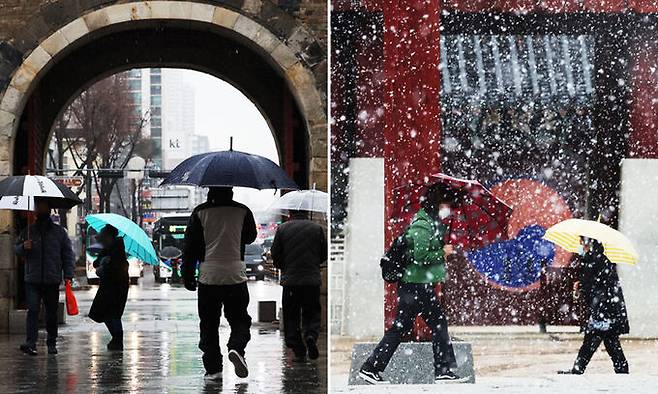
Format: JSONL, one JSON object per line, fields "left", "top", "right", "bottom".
{"left": 161, "top": 148, "right": 298, "bottom": 190}
{"left": 0, "top": 175, "right": 83, "bottom": 210}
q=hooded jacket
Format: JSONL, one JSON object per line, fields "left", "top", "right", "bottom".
{"left": 402, "top": 208, "right": 447, "bottom": 284}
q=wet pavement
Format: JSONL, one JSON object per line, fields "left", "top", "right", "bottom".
{"left": 0, "top": 274, "right": 326, "bottom": 393}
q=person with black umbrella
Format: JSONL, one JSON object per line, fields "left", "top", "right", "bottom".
{"left": 14, "top": 199, "right": 75, "bottom": 356}
{"left": 558, "top": 237, "right": 629, "bottom": 374}
{"left": 182, "top": 186, "right": 258, "bottom": 381}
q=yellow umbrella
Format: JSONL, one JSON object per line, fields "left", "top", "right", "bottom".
{"left": 543, "top": 218, "right": 639, "bottom": 265}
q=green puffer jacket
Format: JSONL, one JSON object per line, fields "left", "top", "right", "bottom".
{"left": 401, "top": 208, "right": 446, "bottom": 284}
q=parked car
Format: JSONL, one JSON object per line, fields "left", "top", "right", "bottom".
{"left": 244, "top": 243, "right": 266, "bottom": 281}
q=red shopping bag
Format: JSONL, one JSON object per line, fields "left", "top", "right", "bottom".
{"left": 65, "top": 281, "right": 79, "bottom": 316}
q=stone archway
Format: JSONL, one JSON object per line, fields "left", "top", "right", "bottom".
{"left": 0, "top": 0, "right": 326, "bottom": 185}
{"left": 0, "top": 0, "right": 327, "bottom": 331}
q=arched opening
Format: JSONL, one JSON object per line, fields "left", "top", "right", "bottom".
{"left": 13, "top": 19, "right": 310, "bottom": 189}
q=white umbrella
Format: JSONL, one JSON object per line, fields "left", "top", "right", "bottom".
{"left": 0, "top": 175, "right": 83, "bottom": 211}
{"left": 269, "top": 189, "right": 328, "bottom": 214}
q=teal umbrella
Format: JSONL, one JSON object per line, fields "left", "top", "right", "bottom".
{"left": 85, "top": 213, "right": 159, "bottom": 265}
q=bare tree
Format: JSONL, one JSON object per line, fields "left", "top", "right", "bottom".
{"left": 50, "top": 72, "right": 150, "bottom": 213}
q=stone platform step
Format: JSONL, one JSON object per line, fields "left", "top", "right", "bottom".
{"left": 348, "top": 341, "right": 475, "bottom": 385}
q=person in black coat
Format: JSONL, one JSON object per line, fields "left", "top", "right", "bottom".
{"left": 271, "top": 210, "right": 327, "bottom": 361}
{"left": 559, "top": 238, "right": 629, "bottom": 374}
{"left": 88, "top": 225, "right": 130, "bottom": 351}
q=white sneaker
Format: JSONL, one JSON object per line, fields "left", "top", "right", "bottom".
{"left": 204, "top": 372, "right": 222, "bottom": 381}
{"left": 228, "top": 349, "right": 249, "bottom": 378}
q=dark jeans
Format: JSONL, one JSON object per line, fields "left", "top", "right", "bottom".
{"left": 198, "top": 282, "right": 252, "bottom": 374}
{"left": 363, "top": 282, "right": 455, "bottom": 375}
{"left": 25, "top": 282, "right": 60, "bottom": 347}
{"left": 282, "top": 285, "right": 321, "bottom": 352}
{"left": 105, "top": 318, "right": 123, "bottom": 339}
{"left": 574, "top": 332, "right": 628, "bottom": 373}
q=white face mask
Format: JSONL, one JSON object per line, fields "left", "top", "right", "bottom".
{"left": 438, "top": 207, "right": 452, "bottom": 220}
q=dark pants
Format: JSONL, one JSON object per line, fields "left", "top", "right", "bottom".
{"left": 363, "top": 282, "right": 455, "bottom": 375}
{"left": 105, "top": 318, "right": 123, "bottom": 339}
{"left": 25, "top": 282, "right": 60, "bottom": 347}
{"left": 198, "top": 282, "right": 252, "bottom": 374}
{"left": 574, "top": 332, "right": 628, "bottom": 373}
{"left": 282, "top": 285, "right": 321, "bottom": 352}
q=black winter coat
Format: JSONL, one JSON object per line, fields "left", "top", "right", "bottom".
{"left": 89, "top": 238, "right": 129, "bottom": 323}
{"left": 579, "top": 242, "right": 629, "bottom": 335}
{"left": 14, "top": 218, "right": 75, "bottom": 284}
{"left": 271, "top": 219, "right": 327, "bottom": 286}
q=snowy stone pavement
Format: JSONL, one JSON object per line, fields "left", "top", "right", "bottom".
{"left": 0, "top": 275, "right": 327, "bottom": 393}
{"left": 332, "top": 374, "right": 658, "bottom": 393}
{"left": 331, "top": 329, "right": 658, "bottom": 393}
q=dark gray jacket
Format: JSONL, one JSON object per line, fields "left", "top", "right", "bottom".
{"left": 271, "top": 219, "right": 327, "bottom": 286}
{"left": 15, "top": 218, "right": 75, "bottom": 285}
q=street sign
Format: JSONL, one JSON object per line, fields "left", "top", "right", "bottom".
{"left": 52, "top": 176, "right": 83, "bottom": 188}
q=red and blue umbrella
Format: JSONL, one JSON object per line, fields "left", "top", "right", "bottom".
{"left": 392, "top": 173, "right": 513, "bottom": 250}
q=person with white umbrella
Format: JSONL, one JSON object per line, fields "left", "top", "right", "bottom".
{"left": 270, "top": 188, "right": 328, "bottom": 361}
{"left": 0, "top": 175, "right": 81, "bottom": 357}
{"left": 14, "top": 199, "right": 76, "bottom": 356}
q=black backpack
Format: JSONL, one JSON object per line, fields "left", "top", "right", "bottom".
{"left": 380, "top": 228, "right": 411, "bottom": 283}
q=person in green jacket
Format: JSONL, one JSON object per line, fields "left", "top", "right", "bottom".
{"left": 359, "top": 185, "right": 467, "bottom": 384}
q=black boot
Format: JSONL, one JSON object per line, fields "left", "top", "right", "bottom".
{"left": 306, "top": 336, "right": 319, "bottom": 360}
{"left": 107, "top": 335, "right": 123, "bottom": 351}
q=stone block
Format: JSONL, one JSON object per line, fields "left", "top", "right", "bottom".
{"left": 0, "top": 110, "right": 16, "bottom": 136}
{"left": 22, "top": 46, "right": 51, "bottom": 77}
{"left": 251, "top": 25, "right": 280, "bottom": 54}
{"left": 258, "top": 300, "right": 277, "bottom": 322}
{"left": 60, "top": 18, "right": 90, "bottom": 44}
{"left": 0, "top": 86, "right": 22, "bottom": 114}
{"left": 168, "top": 1, "right": 193, "bottom": 20}
{"left": 0, "top": 234, "right": 14, "bottom": 270}
{"left": 212, "top": 7, "right": 239, "bottom": 29}
{"left": 258, "top": 2, "right": 298, "bottom": 38}
{"left": 0, "top": 297, "right": 9, "bottom": 333}
{"left": 40, "top": 30, "right": 69, "bottom": 57}
{"left": 189, "top": 3, "right": 215, "bottom": 23}
{"left": 271, "top": 43, "right": 299, "bottom": 71}
{"left": 242, "top": 0, "right": 262, "bottom": 15}
{"left": 8, "top": 309, "right": 26, "bottom": 335}
{"left": 233, "top": 15, "right": 261, "bottom": 40}
{"left": 348, "top": 341, "right": 476, "bottom": 385}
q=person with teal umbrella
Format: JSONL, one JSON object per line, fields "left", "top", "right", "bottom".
{"left": 88, "top": 225, "right": 129, "bottom": 350}
{"left": 84, "top": 213, "right": 158, "bottom": 350}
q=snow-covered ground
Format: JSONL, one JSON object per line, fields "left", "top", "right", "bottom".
{"left": 330, "top": 327, "right": 658, "bottom": 393}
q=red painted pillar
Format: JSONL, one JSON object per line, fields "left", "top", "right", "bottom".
{"left": 629, "top": 32, "right": 658, "bottom": 158}
{"left": 382, "top": 0, "right": 442, "bottom": 335}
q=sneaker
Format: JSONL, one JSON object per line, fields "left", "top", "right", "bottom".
{"left": 228, "top": 349, "right": 249, "bottom": 378}
{"left": 557, "top": 368, "right": 584, "bottom": 375}
{"left": 306, "top": 336, "right": 319, "bottom": 360}
{"left": 358, "top": 368, "right": 390, "bottom": 385}
{"left": 47, "top": 345, "right": 58, "bottom": 355}
{"left": 435, "top": 370, "right": 469, "bottom": 383}
{"left": 19, "top": 344, "right": 37, "bottom": 356}
{"left": 203, "top": 371, "right": 223, "bottom": 381}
